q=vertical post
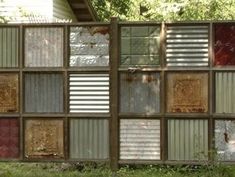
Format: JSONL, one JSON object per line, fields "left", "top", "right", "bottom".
{"left": 110, "top": 17, "right": 119, "bottom": 171}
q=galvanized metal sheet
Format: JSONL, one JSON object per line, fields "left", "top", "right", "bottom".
{"left": 120, "top": 119, "right": 161, "bottom": 160}
{"left": 120, "top": 72, "right": 160, "bottom": 114}
{"left": 70, "top": 119, "right": 109, "bottom": 159}
{"left": 167, "top": 73, "right": 208, "bottom": 113}
{"left": 0, "top": 74, "right": 18, "bottom": 113}
{"left": 25, "top": 119, "right": 64, "bottom": 159}
{"left": 24, "top": 73, "right": 63, "bottom": 113}
{"left": 166, "top": 25, "right": 209, "bottom": 66}
{"left": 25, "top": 27, "right": 63, "bottom": 67}
{"left": 70, "top": 27, "right": 109, "bottom": 66}
{"left": 215, "top": 120, "right": 235, "bottom": 161}
{"left": 121, "top": 26, "right": 160, "bottom": 65}
{"left": 216, "top": 72, "right": 235, "bottom": 113}
{"left": 69, "top": 73, "right": 109, "bottom": 113}
{"left": 0, "top": 27, "right": 18, "bottom": 67}
{"left": 168, "top": 119, "right": 208, "bottom": 161}
{"left": 0, "top": 118, "right": 19, "bottom": 158}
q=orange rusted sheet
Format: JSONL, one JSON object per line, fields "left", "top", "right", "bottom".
{"left": 25, "top": 119, "right": 64, "bottom": 159}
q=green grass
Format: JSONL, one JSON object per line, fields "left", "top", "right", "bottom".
{"left": 0, "top": 162, "right": 234, "bottom": 177}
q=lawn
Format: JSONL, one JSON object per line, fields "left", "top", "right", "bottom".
{"left": 0, "top": 162, "right": 234, "bottom": 177}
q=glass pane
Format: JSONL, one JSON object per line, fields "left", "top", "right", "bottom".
{"left": 24, "top": 73, "right": 63, "bottom": 113}
{"left": 168, "top": 119, "right": 208, "bottom": 160}
{"left": 70, "top": 26, "right": 109, "bottom": 67}
{"left": 0, "top": 28, "right": 18, "bottom": 67}
{"left": 120, "top": 72, "right": 160, "bottom": 114}
{"left": 70, "top": 119, "right": 109, "bottom": 159}
{"left": 25, "top": 27, "right": 63, "bottom": 67}
{"left": 215, "top": 120, "right": 235, "bottom": 161}
{"left": 120, "top": 119, "right": 161, "bottom": 160}
{"left": 215, "top": 72, "right": 235, "bottom": 113}
{"left": 166, "top": 73, "right": 208, "bottom": 113}
{"left": 121, "top": 26, "right": 160, "bottom": 66}
{"left": 0, "top": 74, "right": 18, "bottom": 113}
{"left": 214, "top": 24, "right": 235, "bottom": 65}
{"left": 24, "top": 119, "right": 64, "bottom": 159}
{"left": 0, "top": 118, "right": 19, "bottom": 158}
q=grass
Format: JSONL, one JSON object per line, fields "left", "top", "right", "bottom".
{"left": 0, "top": 162, "right": 234, "bottom": 177}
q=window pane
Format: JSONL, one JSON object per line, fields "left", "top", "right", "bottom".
{"left": 70, "top": 119, "right": 109, "bottom": 159}
{"left": 70, "top": 27, "right": 109, "bottom": 67}
{"left": 121, "top": 26, "right": 160, "bottom": 66}
{"left": 25, "top": 27, "right": 63, "bottom": 67}
{"left": 168, "top": 119, "right": 208, "bottom": 160}
{"left": 166, "top": 73, "right": 208, "bottom": 113}
{"left": 0, "top": 74, "right": 18, "bottom": 113}
{"left": 24, "top": 119, "right": 64, "bottom": 159}
{"left": 0, "top": 27, "right": 18, "bottom": 67}
{"left": 214, "top": 24, "right": 235, "bottom": 65}
{"left": 120, "top": 72, "right": 160, "bottom": 114}
{"left": 120, "top": 119, "right": 161, "bottom": 160}
{"left": 24, "top": 73, "right": 63, "bottom": 113}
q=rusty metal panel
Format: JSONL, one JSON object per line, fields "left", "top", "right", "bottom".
{"left": 166, "top": 25, "right": 209, "bottom": 66}
{"left": 168, "top": 119, "right": 208, "bottom": 161}
{"left": 25, "top": 119, "right": 64, "bottom": 159}
{"left": 0, "top": 27, "right": 18, "bottom": 67}
{"left": 215, "top": 120, "right": 235, "bottom": 161}
{"left": 24, "top": 27, "right": 63, "bottom": 67}
{"left": 24, "top": 73, "right": 63, "bottom": 113}
{"left": 70, "top": 119, "right": 109, "bottom": 159}
{"left": 0, "top": 118, "right": 19, "bottom": 158}
{"left": 0, "top": 74, "right": 18, "bottom": 113}
{"left": 120, "top": 119, "right": 161, "bottom": 160}
{"left": 69, "top": 73, "right": 109, "bottom": 113}
{"left": 120, "top": 72, "right": 160, "bottom": 114}
{"left": 70, "top": 26, "right": 109, "bottom": 67}
{"left": 121, "top": 26, "right": 160, "bottom": 65}
{"left": 215, "top": 72, "right": 235, "bottom": 113}
{"left": 167, "top": 73, "right": 208, "bottom": 113}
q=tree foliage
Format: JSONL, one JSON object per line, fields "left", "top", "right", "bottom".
{"left": 91, "top": 0, "right": 235, "bottom": 21}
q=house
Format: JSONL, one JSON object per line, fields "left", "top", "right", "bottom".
{"left": 0, "top": 0, "right": 98, "bottom": 23}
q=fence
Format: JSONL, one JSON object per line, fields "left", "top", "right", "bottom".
{"left": 0, "top": 18, "right": 235, "bottom": 170}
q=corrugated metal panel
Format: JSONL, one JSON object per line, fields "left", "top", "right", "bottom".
{"left": 166, "top": 25, "right": 209, "bottom": 66}
{"left": 70, "top": 27, "right": 109, "bottom": 67}
{"left": 69, "top": 73, "right": 109, "bottom": 113}
{"left": 120, "top": 119, "right": 161, "bottom": 160}
{"left": 216, "top": 72, "right": 235, "bottom": 113}
{"left": 70, "top": 119, "right": 109, "bottom": 159}
{"left": 25, "top": 119, "right": 64, "bottom": 159}
{"left": 25, "top": 27, "right": 63, "bottom": 67}
{"left": 0, "top": 118, "right": 19, "bottom": 158}
{"left": 0, "top": 27, "right": 18, "bottom": 67}
{"left": 120, "top": 73, "right": 160, "bottom": 114}
{"left": 24, "top": 73, "right": 63, "bottom": 113}
{"left": 215, "top": 120, "right": 235, "bottom": 161}
{"left": 168, "top": 119, "right": 208, "bottom": 160}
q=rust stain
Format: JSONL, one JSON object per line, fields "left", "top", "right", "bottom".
{"left": 25, "top": 119, "right": 64, "bottom": 159}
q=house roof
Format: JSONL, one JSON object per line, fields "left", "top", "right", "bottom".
{"left": 67, "top": 0, "right": 98, "bottom": 22}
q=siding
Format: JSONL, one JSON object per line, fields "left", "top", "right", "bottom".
{"left": 0, "top": 27, "right": 18, "bottom": 67}
{"left": 215, "top": 72, "right": 235, "bottom": 113}
{"left": 120, "top": 119, "right": 161, "bottom": 160}
{"left": 69, "top": 73, "right": 109, "bottom": 113}
{"left": 24, "top": 73, "right": 64, "bottom": 113}
{"left": 168, "top": 119, "right": 208, "bottom": 160}
{"left": 70, "top": 119, "right": 109, "bottom": 159}
{"left": 166, "top": 25, "right": 209, "bottom": 66}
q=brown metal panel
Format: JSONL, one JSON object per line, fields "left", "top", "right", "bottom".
{"left": 24, "top": 27, "right": 63, "bottom": 67}
{"left": 166, "top": 72, "right": 208, "bottom": 113}
{"left": 24, "top": 119, "right": 64, "bottom": 159}
{"left": 0, "top": 74, "right": 18, "bottom": 113}
{"left": 0, "top": 118, "right": 19, "bottom": 158}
